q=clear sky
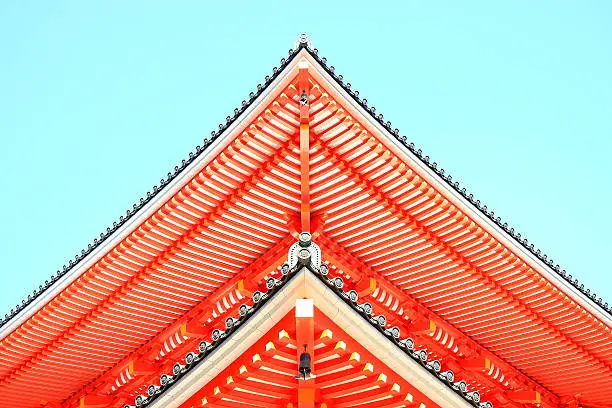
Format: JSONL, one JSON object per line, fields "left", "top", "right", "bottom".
{"left": 1, "top": 1, "right": 611, "bottom": 317}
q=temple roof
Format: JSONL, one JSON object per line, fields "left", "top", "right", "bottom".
{"left": 2, "top": 37, "right": 609, "bottom": 331}
{"left": 1, "top": 35, "right": 611, "bottom": 408}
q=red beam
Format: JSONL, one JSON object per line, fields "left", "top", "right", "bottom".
{"left": 299, "top": 64, "right": 311, "bottom": 233}
{"left": 79, "top": 395, "right": 112, "bottom": 408}
{"left": 507, "top": 390, "right": 541, "bottom": 404}
{"left": 296, "top": 299, "right": 315, "bottom": 408}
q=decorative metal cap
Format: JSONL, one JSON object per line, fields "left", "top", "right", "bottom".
{"left": 297, "top": 248, "right": 312, "bottom": 265}
{"left": 294, "top": 33, "right": 312, "bottom": 50}
{"left": 288, "top": 232, "right": 321, "bottom": 268}
{"left": 298, "top": 232, "right": 312, "bottom": 247}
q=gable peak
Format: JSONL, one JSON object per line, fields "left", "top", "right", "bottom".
{"left": 294, "top": 33, "right": 313, "bottom": 50}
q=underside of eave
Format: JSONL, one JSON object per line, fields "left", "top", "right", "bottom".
{"left": 0, "top": 48, "right": 310, "bottom": 407}
{"left": 2, "top": 37, "right": 611, "bottom": 408}
{"left": 0, "top": 44, "right": 308, "bottom": 334}
{"left": 298, "top": 56, "right": 612, "bottom": 405}
{"left": 5, "top": 40, "right": 610, "bottom": 336}
{"left": 299, "top": 46, "right": 611, "bottom": 324}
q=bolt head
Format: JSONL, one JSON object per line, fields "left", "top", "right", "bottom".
{"left": 281, "top": 263, "right": 290, "bottom": 275}
{"left": 297, "top": 248, "right": 311, "bottom": 262}
{"left": 390, "top": 326, "right": 400, "bottom": 338}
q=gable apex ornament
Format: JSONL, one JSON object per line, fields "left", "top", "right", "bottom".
{"left": 294, "top": 33, "right": 313, "bottom": 50}
{"left": 288, "top": 232, "right": 321, "bottom": 269}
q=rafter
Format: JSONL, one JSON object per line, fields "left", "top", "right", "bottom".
{"left": 317, "top": 232, "right": 553, "bottom": 406}
{"left": 79, "top": 235, "right": 293, "bottom": 404}
{"left": 306, "top": 111, "right": 612, "bottom": 405}
{"left": 60, "top": 126, "right": 300, "bottom": 406}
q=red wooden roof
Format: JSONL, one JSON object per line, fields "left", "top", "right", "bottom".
{"left": 1, "top": 36, "right": 611, "bottom": 408}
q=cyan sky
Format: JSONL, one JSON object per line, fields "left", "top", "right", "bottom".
{"left": 1, "top": 1, "right": 611, "bottom": 317}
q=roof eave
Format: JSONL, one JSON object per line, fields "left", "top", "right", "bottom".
{"left": 300, "top": 48, "right": 612, "bottom": 328}
{"left": 0, "top": 46, "right": 309, "bottom": 339}
{"left": 4, "top": 37, "right": 608, "bottom": 342}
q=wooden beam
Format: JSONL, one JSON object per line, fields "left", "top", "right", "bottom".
{"left": 507, "top": 390, "right": 541, "bottom": 404}
{"left": 299, "top": 63, "right": 311, "bottom": 232}
{"left": 79, "top": 395, "right": 112, "bottom": 408}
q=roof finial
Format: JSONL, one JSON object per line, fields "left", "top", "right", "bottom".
{"left": 294, "top": 33, "right": 312, "bottom": 50}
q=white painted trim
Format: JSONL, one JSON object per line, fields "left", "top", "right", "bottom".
{"left": 149, "top": 270, "right": 472, "bottom": 408}
{"left": 0, "top": 52, "right": 307, "bottom": 340}
{"left": 296, "top": 298, "right": 314, "bottom": 317}
{"left": 303, "top": 52, "right": 612, "bottom": 328}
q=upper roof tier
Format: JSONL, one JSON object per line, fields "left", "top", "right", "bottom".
{"left": 1, "top": 36, "right": 610, "bottom": 408}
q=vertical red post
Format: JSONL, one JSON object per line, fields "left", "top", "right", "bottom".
{"left": 298, "top": 61, "right": 310, "bottom": 233}
{"left": 296, "top": 298, "right": 315, "bottom": 408}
